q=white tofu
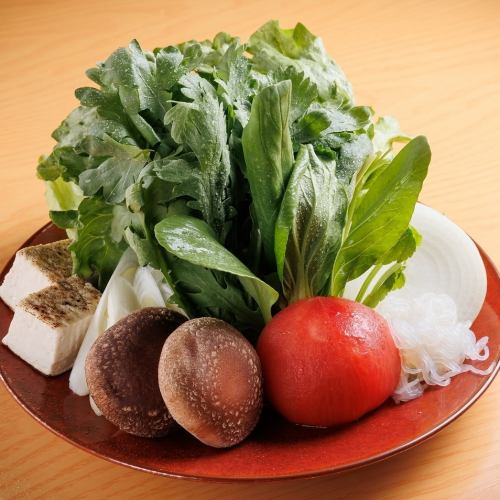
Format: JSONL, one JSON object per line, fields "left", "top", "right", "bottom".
{"left": 2, "top": 276, "right": 101, "bottom": 376}
{"left": 0, "top": 240, "right": 72, "bottom": 309}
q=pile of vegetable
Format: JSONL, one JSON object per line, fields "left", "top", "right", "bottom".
{"left": 38, "top": 20, "right": 431, "bottom": 336}
{"left": 23, "top": 20, "right": 496, "bottom": 436}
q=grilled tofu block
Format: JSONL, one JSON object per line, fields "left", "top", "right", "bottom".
{"left": 2, "top": 276, "right": 101, "bottom": 376}
{"left": 0, "top": 239, "right": 72, "bottom": 309}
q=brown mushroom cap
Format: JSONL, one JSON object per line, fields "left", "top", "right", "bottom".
{"left": 158, "top": 317, "right": 263, "bottom": 448}
{"left": 86, "top": 307, "right": 185, "bottom": 437}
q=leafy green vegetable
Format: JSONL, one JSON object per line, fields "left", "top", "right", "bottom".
{"left": 215, "top": 42, "right": 255, "bottom": 127}
{"left": 70, "top": 198, "right": 129, "bottom": 287}
{"left": 155, "top": 215, "right": 279, "bottom": 322}
{"left": 242, "top": 80, "right": 294, "bottom": 264}
{"left": 97, "top": 40, "right": 169, "bottom": 142}
{"left": 295, "top": 104, "right": 372, "bottom": 141}
{"left": 331, "top": 136, "right": 431, "bottom": 296}
{"left": 78, "top": 138, "right": 149, "bottom": 203}
{"left": 44, "top": 177, "right": 83, "bottom": 212}
{"left": 248, "top": 20, "right": 353, "bottom": 104}
{"left": 369, "top": 116, "right": 411, "bottom": 155}
{"left": 49, "top": 210, "right": 78, "bottom": 229}
{"left": 171, "top": 260, "right": 263, "bottom": 334}
{"left": 381, "top": 226, "right": 422, "bottom": 265}
{"left": 165, "top": 74, "right": 232, "bottom": 239}
{"left": 38, "top": 20, "right": 431, "bottom": 336}
{"left": 363, "top": 264, "right": 406, "bottom": 308}
{"left": 273, "top": 66, "right": 318, "bottom": 123}
{"left": 275, "top": 145, "right": 347, "bottom": 302}
{"left": 353, "top": 227, "right": 421, "bottom": 305}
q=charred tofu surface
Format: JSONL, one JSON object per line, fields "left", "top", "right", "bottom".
{"left": 0, "top": 239, "right": 73, "bottom": 309}
{"left": 2, "top": 276, "right": 101, "bottom": 376}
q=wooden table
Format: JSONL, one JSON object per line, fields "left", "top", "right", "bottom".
{"left": 1, "top": 0, "right": 499, "bottom": 497}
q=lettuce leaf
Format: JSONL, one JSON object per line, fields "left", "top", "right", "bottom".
{"left": 44, "top": 177, "right": 83, "bottom": 212}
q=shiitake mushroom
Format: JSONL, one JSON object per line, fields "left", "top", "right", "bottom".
{"left": 85, "top": 307, "right": 185, "bottom": 437}
{"left": 158, "top": 317, "right": 263, "bottom": 448}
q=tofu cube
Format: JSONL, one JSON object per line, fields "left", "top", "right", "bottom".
{"left": 0, "top": 239, "right": 72, "bottom": 309}
{"left": 2, "top": 276, "right": 101, "bottom": 376}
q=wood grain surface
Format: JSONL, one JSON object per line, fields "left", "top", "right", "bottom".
{"left": 1, "top": 0, "right": 499, "bottom": 498}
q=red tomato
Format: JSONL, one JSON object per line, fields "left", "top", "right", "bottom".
{"left": 257, "top": 297, "right": 400, "bottom": 427}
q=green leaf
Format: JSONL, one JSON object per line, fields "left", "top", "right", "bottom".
{"left": 334, "top": 133, "right": 373, "bottom": 184}
{"left": 125, "top": 159, "right": 194, "bottom": 229}
{"left": 77, "top": 136, "right": 149, "bottom": 203}
{"left": 295, "top": 104, "right": 372, "bottom": 143}
{"left": 353, "top": 226, "right": 421, "bottom": 303}
{"left": 86, "top": 40, "right": 204, "bottom": 147}
{"left": 151, "top": 155, "right": 203, "bottom": 208}
{"left": 155, "top": 45, "right": 202, "bottom": 91}
{"left": 369, "top": 116, "right": 411, "bottom": 156}
{"left": 293, "top": 111, "right": 330, "bottom": 144}
{"left": 249, "top": 20, "right": 353, "bottom": 104}
{"left": 100, "top": 40, "right": 166, "bottom": 122}
{"left": 44, "top": 177, "right": 83, "bottom": 211}
{"left": 381, "top": 226, "right": 421, "bottom": 264}
{"left": 79, "top": 157, "right": 147, "bottom": 203}
{"left": 75, "top": 87, "right": 144, "bottom": 146}
{"left": 312, "top": 132, "right": 374, "bottom": 189}
{"left": 125, "top": 182, "right": 144, "bottom": 213}
{"left": 271, "top": 66, "right": 318, "bottom": 122}
{"left": 54, "top": 148, "right": 97, "bottom": 182}
{"left": 215, "top": 41, "right": 255, "bottom": 127}
{"left": 177, "top": 33, "right": 238, "bottom": 74}
{"left": 52, "top": 106, "right": 135, "bottom": 148}
{"left": 331, "top": 136, "right": 431, "bottom": 295}
{"left": 172, "top": 259, "right": 263, "bottom": 334}
{"left": 363, "top": 264, "right": 406, "bottom": 308}
{"left": 155, "top": 215, "right": 278, "bottom": 322}
{"left": 49, "top": 210, "right": 78, "bottom": 229}
{"left": 76, "top": 88, "right": 144, "bottom": 145}
{"left": 242, "top": 80, "right": 294, "bottom": 264}
{"left": 37, "top": 154, "right": 64, "bottom": 181}
{"left": 275, "top": 145, "right": 348, "bottom": 302}
{"left": 124, "top": 226, "right": 158, "bottom": 267}
{"left": 70, "top": 198, "right": 128, "bottom": 288}
{"left": 110, "top": 204, "right": 144, "bottom": 242}
{"left": 39, "top": 98, "right": 144, "bottom": 187}
{"left": 165, "top": 74, "right": 231, "bottom": 238}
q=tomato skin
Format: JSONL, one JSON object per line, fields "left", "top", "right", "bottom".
{"left": 257, "top": 297, "right": 401, "bottom": 427}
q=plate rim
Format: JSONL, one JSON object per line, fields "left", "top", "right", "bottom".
{"left": 1, "top": 221, "right": 499, "bottom": 482}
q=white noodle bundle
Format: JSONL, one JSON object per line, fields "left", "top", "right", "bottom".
{"left": 378, "top": 293, "right": 495, "bottom": 403}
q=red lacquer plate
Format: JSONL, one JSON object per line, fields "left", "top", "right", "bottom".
{"left": 1, "top": 223, "right": 499, "bottom": 481}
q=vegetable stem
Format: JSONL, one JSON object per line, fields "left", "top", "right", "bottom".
{"left": 362, "top": 262, "right": 403, "bottom": 305}
{"left": 145, "top": 219, "right": 193, "bottom": 316}
{"left": 355, "top": 263, "right": 382, "bottom": 302}
{"left": 329, "top": 155, "right": 375, "bottom": 297}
